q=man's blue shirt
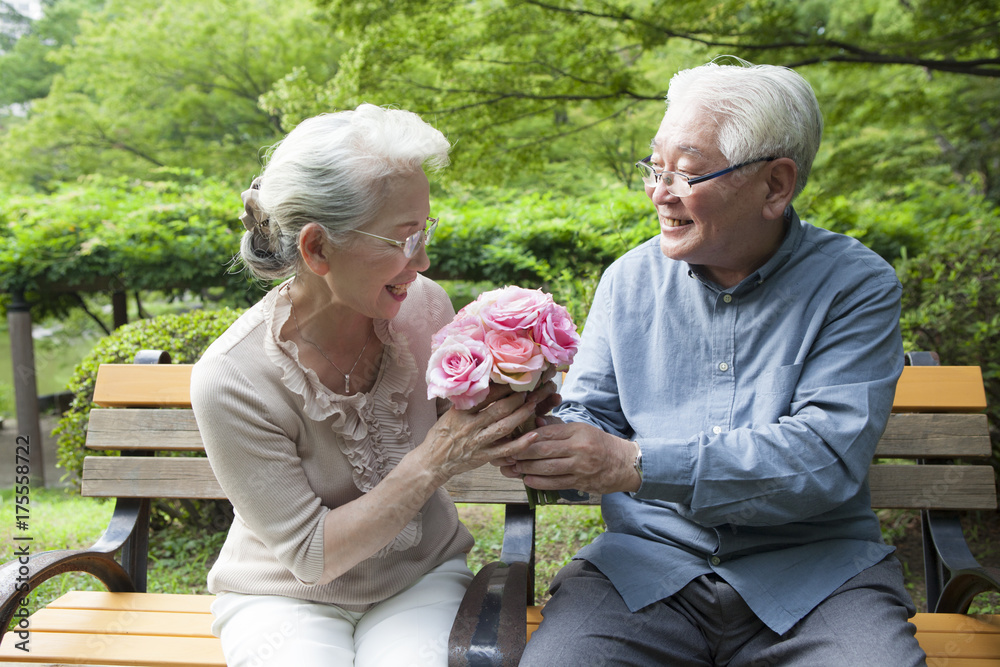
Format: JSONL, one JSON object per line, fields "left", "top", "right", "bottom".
{"left": 553, "top": 210, "right": 903, "bottom": 635}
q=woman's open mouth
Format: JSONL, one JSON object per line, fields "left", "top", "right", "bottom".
{"left": 387, "top": 282, "right": 411, "bottom": 298}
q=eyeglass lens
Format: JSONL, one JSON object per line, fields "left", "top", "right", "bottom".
{"left": 403, "top": 219, "right": 437, "bottom": 258}
{"left": 637, "top": 162, "right": 690, "bottom": 196}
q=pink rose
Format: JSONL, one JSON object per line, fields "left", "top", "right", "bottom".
{"left": 532, "top": 302, "right": 580, "bottom": 369}
{"left": 455, "top": 291, "right": 496, "bottom": 318}
{"left": 426, "top": 335, "right": 492, "bottom": 409}
{"left": 431, "top": 313, "right": 486, "bottom": 347}
{"left": 484, "top": 329, "right": 546, "bottom": 392}
{"left": 479, "top": 286, "right": 554, "bottom": 332}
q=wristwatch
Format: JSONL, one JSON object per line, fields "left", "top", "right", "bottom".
{"left": 632, "top": 442, "right": 643, "bottom": 481}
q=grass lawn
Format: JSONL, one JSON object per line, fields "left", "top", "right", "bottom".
{"left": 3, "top": 487, "right": 997, "bottom": 633}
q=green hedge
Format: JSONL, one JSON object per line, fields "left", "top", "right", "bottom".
{"left": 897, "top": 226, "right": 1000, "bottom": 464}
{"left": 0, "top": 170, "right": 249, "bottom": 320}
{"left": 807, "top": 179, "right": 995, "bottom": 264}
{"left": 428, "top": 188, "right": 656, "bottom": 325}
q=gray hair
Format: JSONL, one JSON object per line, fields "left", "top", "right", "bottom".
{"left": 666, "top": 59, "right": 823, "bottom": 200}
{"left": 240, "top": 104, "right": 451, "bottom": 280}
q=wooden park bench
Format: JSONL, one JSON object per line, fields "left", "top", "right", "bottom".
{"left": 1, "top": 351, "right": 998, "bottom": 666}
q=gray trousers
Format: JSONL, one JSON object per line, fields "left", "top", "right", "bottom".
{"left": 519, "top": 556, "right": 926, "bottom": 667}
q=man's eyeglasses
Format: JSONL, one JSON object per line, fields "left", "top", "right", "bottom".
{"left": 635, "top": 156, "right": 776, "bottom": 197}
{"left": 352, "top": 217, "right": 438, "bottom": 258}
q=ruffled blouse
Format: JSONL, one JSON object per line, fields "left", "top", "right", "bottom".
{"left": 262, "top": 282, "right": 422, "bottom": 555}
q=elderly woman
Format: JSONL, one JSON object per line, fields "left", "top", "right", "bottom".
{"left": 190, "top": 105, "right": 551, "bottom": 667}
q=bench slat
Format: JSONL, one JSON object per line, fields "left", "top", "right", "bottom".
{"left": 913, "top": 613, "right": 1000, "bottom": 634}
{"left": 81, "top": 456, "right": 544, "bottom": 505}
{"left": 82, "top": 457, "right": 225, "bottom": 500}
{"left": 89, "top": 364, "right": 989, "bottom": 412}
{"left": 917, "top": 629, "right": 1000, "bottom": 660}
{"left": 875, "top": 413, "right": 992, "bottom": 459}
{"left": 82, "top": 456, "right": 996, "bottom": 511}
{"left": 87, "top": 409, "right": 204, "bottom": 451}
{"left": 27, "top": 608, "right": 214, "bottom": 638}
{"left": 93, "top": 364, "right": 195, "bottom": 408}
{"left": 49, "top": 592, "right": 214, "bottom": 614}
{"left": 869, "top": 465, "right": 997, "bottom": 510}
{"left": 893, "top": 366, "right": 987, "bottom": 413}
{"left": 85, "top": 409, "right": 992, "bottom": 462}
{"left": 0, "top": 631, "right": 225, "bottom": 666}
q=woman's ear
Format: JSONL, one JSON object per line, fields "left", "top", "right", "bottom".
{"left": 761, "top": 158, "right": 798, "bottom": 221}
{"left": 298, "top": 223, "right": 331, "bottom": 276}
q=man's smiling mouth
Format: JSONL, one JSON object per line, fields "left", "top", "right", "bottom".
{"left": 662, "top": 218, "right": 694, "bottom": 227}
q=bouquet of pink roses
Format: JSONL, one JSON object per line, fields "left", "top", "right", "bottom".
{"left": 426, "top": 285, "right": 581, "bottom": 506}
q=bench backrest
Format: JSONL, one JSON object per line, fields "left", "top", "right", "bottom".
{"left": 82, "top": 363, "right": 995, "bottom": 511}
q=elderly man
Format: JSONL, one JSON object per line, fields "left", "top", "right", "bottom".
{"left": 504, "top": 61, "right": 926, "bottom": 666}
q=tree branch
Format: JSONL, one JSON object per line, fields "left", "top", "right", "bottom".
{"left": 71, "top": 293, "right": 111, "bottom": 336}
{"left": 522, "top": 0, "right": 1000, "bottom": 78}
{"left": 388, "top": 76, "right": 661, "bottom": 111}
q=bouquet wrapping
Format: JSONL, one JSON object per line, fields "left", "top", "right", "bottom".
{"left": 426, "top": 286, "right": 580, "bottom": 506}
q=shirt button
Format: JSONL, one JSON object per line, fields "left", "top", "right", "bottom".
{"left": 712, "top": 426, "right": 722, "bottom": 435}
{"left": 718, "top": 362, "right": 729, "bottom": 372}
{"left": 723, "top": 294, "right": 733, "bottom": 303}
{"left": 710, "top": 556, "right": 722, "bottom": 566}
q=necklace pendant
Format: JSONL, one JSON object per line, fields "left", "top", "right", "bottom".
{"left": 344, "top": 374, "right": 350, "bottom": 394}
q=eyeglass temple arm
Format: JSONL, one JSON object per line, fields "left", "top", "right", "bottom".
{"left": 687, "top": 157, "right": 777, "bottom": 185}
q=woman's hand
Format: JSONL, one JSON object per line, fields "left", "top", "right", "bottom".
{"left": 529, "top": 368, "right": 562, "bottom": 420}
{"left": 417, "top": 380, "right": 559, "bottom": 484}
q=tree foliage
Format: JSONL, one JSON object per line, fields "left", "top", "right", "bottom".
{"left": 0, "top": 0, "right": 103, "bottom": 106}
{"left": 283, "top": 0, "right": 1000, "bottom": 199}
{"left": 0, "top": 0, "right": 339, "bottom": 187}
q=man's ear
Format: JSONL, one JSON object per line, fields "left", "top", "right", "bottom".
{"left": 761, "top": 158, "right": 798, "bottom": 221}
{"left": 298, "top": 223, "right": 330, "bottom": 276}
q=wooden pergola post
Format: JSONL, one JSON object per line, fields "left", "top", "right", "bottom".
{"left": 7, "top": 290, "right": 44, "bottom": 487}
{"left": 112, "top": 290, "right": 128, "bottom": 329}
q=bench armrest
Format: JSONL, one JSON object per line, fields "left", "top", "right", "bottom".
{"left": 449, "top": 504, "right": 534, "bottom": 666}
{"left": 448, "top": 560, "right": 528, "bottom": 667}
{"left": 0, "top": 498, "right": 149, "bottom": 639}
{"left": 923, "top": 510, "right": 1000, "bottom": 613}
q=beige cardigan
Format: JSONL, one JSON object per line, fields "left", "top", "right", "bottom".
{"left": 191, "top": 276, "right": 473, "bottom": 611}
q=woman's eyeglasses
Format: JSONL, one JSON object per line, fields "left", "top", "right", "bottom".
{"left": 352, "top": 217, "right": 439, "bottom": 258}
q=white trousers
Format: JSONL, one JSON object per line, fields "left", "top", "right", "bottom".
{"left": 211, "top": 555, "right": 473, "bottom": 667}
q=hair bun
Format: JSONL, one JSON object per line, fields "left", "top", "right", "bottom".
{"left": 240, "top": 177, "right": 268, "bottom": 232}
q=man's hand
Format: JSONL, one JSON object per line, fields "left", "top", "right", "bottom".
{"left": 496, "top": 421, "right": 640, "bottom": 495}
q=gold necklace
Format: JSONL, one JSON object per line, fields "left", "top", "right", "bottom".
{"left": 286, "top": 291, "right": 374, "bottom": 394}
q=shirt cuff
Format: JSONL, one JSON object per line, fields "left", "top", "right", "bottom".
{"left": 630, "top": 438, "right": 696, "bottom": 504}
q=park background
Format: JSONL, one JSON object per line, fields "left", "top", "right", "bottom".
{"left": 0, "top": 0, "right": 998, "bottom": 616}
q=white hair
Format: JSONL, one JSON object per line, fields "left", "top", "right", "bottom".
{"left": 666, "top": 59, "right": 823, "bottom": 200}
{"left": 240, "top": 104, "right": 451, "bottom": 280}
